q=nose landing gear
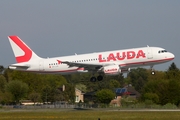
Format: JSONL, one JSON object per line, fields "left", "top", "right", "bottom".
{"left": 150, "top": 66, "right": 155, "bottom": 75}
{"left": 151, "top": 71, "right": 155, "bottom": 75}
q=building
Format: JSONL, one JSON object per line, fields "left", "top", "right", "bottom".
{"left": 75, "top": 88, "right": 84, "bottom": 103}
{"left": 110, "top": 85, "right": 141, "bottom": 106}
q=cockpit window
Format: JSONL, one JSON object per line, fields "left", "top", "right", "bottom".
{"left": 158, "top": 50, "right": 167, "bottom": 53}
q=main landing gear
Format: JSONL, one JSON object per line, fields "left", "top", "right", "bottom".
{"left": 90, "top": 75, "right": 103, "bottom": 82}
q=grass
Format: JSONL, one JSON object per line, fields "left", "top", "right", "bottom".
{"left": 0, "top": 109, "right": 180, "bottom": 120}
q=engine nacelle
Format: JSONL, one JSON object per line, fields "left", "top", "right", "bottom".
{"left": 77, "top": 67, "right": 88, "bottom": 73}
{"left": 103, "top": 65, "right": 121, "bottom": 75}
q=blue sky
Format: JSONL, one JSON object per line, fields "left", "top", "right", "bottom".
{"left": 0, "top": 1, "right": 179, "bottom": 71}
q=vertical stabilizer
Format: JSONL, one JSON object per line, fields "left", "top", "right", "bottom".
{"left": 8, "top": 36, "right": 41, "bottom": 63}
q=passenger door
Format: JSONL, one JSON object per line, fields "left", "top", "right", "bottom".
{"left": 147, "top": 47, "right": 153, "bottom": 59}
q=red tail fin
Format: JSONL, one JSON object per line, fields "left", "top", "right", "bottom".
{"left": 8, "top": 36, "right": 41, "bottom": 63}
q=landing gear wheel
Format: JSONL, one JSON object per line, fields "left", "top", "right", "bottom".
{"left": 151, "top": 71, "right": 155, "bottom": 75}
{"left": 150, "top": 65, "right": 155, "bottom": 75}
{"left": 90, "top": 77, "right": 97, "bottom": 82}
{"left": 97, "top": 75, "right": 103, "bottom": 81}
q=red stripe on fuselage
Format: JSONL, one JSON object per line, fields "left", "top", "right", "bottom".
{"left": 29, "top": 69, "right": 79, "bottom": 74}
{"left": 120, "top": 57, "right": 174, "bottom": 67}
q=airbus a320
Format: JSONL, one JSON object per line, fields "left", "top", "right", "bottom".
{"left": 8, "top": 36, "right": 175, "bottom": 82}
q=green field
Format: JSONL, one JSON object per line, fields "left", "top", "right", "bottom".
{"left": 0, "top": 109, "right": 180, "bottom": 120}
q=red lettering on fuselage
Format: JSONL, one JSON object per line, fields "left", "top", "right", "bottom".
{"left": 117, "top": 52, "right": 126, "bottom": 60}
{"left": 127, "top": 51, "right": 135, "bottom": 59}
{"left": 105, "top": 68, "right": 118, "bottom": 73}
{"left": 136, "top": 50, "right": 145, "bottom": 58}
{"left": 98, "top": 54, "right": 106, "bottom": 62}
{"left": 107, "top": 53, "right": 116, "bottom": 61}
{"left": 98, "top": 50, "right": 146, "bottom": 62}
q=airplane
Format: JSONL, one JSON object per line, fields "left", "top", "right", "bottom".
{"left": 8, "top": 36, "right": 175, "bottom": 82}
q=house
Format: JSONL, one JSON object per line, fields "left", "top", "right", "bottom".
{"left": 59, "top": 85, "right": 84, "bottom": 103}
{"left": 110, "top": 85, "right": 141, "bottom": 106}
{"left": 110, "top": 96, "right": 122, "bottom": 107}
{"left": 125, "top": 85, "right": 141, "bottom": 98}
{"left": 75, "top": 88, "right": 84, "bottom": 103}
{"left": 115, "top": 85, "right": 141, "bottom": 98}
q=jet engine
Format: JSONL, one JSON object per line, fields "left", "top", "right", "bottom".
{"left": 103, "top": 65, "right": 121, "bottom": 75}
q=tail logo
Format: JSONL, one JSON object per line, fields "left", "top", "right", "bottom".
{"left": 57, "top": 60, "right": 61, "bottom": 64}
{"left": 9, "top": 36, "right": 32, "bottom": 63}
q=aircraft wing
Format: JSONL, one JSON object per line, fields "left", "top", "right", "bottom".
{"left": 61, "top": 61, "right": 126, "bottom": 71}
{"left": 61, "top": 61, "right": 103, "bottom": 71}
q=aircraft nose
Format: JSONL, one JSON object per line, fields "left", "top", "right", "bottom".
{"left": 170, "top": 53, "right": 175, "bottom": 59}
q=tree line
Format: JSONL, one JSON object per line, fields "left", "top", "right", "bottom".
{"left": 0, "top": 62, "right": 180, "bottom": 107}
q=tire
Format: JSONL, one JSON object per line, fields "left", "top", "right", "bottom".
{"left": 90, "top": 77, "right": 96, "bottom": 82}
{"left": 97, "top": 75, "right": 103, "bottom": 81}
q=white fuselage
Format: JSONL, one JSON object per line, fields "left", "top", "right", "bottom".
{"left": 10, "top": 46, "right": 174, "bottom": 74}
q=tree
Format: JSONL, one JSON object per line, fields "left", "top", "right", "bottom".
{"left": 143, "top": 92, "right": 159, "bottom": 103}
{"left": 28, "top": 92, "right": 41, "bottom": 105}
{"left": 166, "top": 79, "right": 180, "bottom": 106}
{"left": 0, "top": 75, "right": 6, "bottom": 92}
{"left": 0, "top": 65, "right": 4, "bottom": 73}
{"left": 75, "top": 83, "right": 87, "bottom": 92}
{"left": 142, "top": 79, "right": 169, "bottom": 105}
{"left": 0, "top": 91, "right": 13, "bottom": 105}
{"left": 106, "top": 73, "right": 124, "bottom": 87}
{"left": 40, "top": 74, "right": 67, "bottom": 103}
{"left": 168, "top": 62, "right": 179, "bottom": 71}
{"left": 63, "top": 83, "right": 75, "bottom": 103}
{"left": 3, "top": 69, "right": 13, "bottom": 82}
{"left": 8, "top": 71, "right": 67, "bottom": 103}
{"left": 127, "top": 68, "right": 148, "bottom": 93}
{"left": 5, "top": 80, "right": 29, "bottom": 104}
{"left": 142, "top": 78, "right": 180, "bottom": 106}
{"left": 96, "top": 89, "right": 115, "bottom": 104}
{"left": 166, "top": 62, "right": 180, "bottom": 79}
{"left": 41, "top": 85, "right": 51, "bottom": 103}
{"left": 147, "top": 70, "right": 166, "bottom": 81}
{"left": 109, "top": 79, "right": 121, "bottom": 89}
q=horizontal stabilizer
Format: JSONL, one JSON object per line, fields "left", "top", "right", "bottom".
{"left": 9, "top": 63, "right": 30, "bottom": 69}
